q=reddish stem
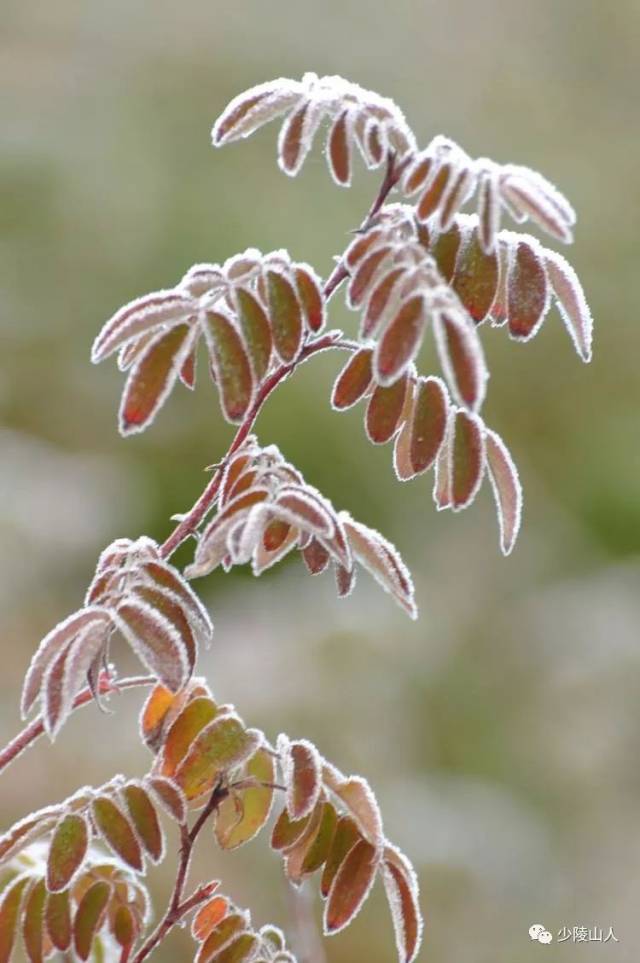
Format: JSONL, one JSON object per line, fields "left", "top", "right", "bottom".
{"left": 0, "top": 674, "right": 154, "bottom": 776}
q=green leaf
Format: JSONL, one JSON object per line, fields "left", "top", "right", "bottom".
{"left": 175, "top": 717, "right": 260, "bottom": 801}
{"left": 205, "top": 311, "right": 254, "bottom": 423}
{"left": 22, "top": 878, "right": 46, "bottom": 963}
{"left": 266, "top": 271, "right": 303, "bottom": 362}
{"left": 121, "top": 783, "right": 164, "bottom": 863}
{"left": 46, "top": 813, "right": 89, "bottom": 893}
{"left": 0, "top": 875, "right": 29, "bottom": 963}
{"left": 161, "top": 697, "right": 219, "bottom": 778}
{"left": 44, "top": 889, "right": 71, "bottom": 951}
{"left": 73, "top": 880, "right": 110, "bottom": 961}
{"left": 215, "top": 748, "right": 275, "bottom": 850}
{"left": 92, "top": 797, "right": 143, "bottom": 872}
{"left": 236, "top": 289, "right": 272, "bottom": 381}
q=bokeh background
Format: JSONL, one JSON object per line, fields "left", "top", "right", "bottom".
{"left": 2, "top": 1, "right": 639, "bottom": 960}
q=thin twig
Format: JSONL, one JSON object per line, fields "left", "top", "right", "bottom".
{"left": 0, "top": 674, "right": 154, "bottom": 776}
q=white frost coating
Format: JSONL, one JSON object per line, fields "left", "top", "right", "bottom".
{"left": 140, "top": 561, "right": 213, "bottom": 645}
{"left": 112, "top": 599, "right": 189, "bottom": 694}
{"left": 145, "top": 776, "right": 187, "bottom": 824}
{"left": 432, "top": 309, "right": 488, "bottom": 413}
{"left": 274, "top": 486, "right": 336, "bottom": 539}
{"left": 286, "top": 739, "right": 323, "bottom": 821}
{"left": 448, "top": 408, "right": 487, "bottom": 513}
{"left": 545, "top": 248, "right": 593, "bottom": 362}
{"left": 211, "top": 79, "right": 305, "bottom": 146}
{"left": 501, "top": 171, "right": 573, "bottom": 245}
{"left": 323, "top": 768, "right": 384, "bottom": 848}
{"left": 502, "top": 162, "right": 576, "bottom": 225}
{"left": 485, "top": 428, "right": 523, "bottom": 556}
{"left": 323, "top": 839, "right": 380, "bottom": 936}
{"left": 341, "top": 513, "right": 416, "bottom": 619}
{"left": 476, "top": 165, "right": 501, "bottom": 253}
{"left": 252, "top": 526, "right": 299, "bottom": 576}
{"left": 382, "top": 858, "right": 424, "bottom": 963}
{"left": 118, "top": 780, "right": 166, "bottom": 865}
{"left": 92, "top": 290, "right": 195, "bottom": 363}
{"left": 21, "top": 607, "right": 111, "bottom": 719}
{"left": 505, "top": 233, "right": 552, "bottom": 343}
{"left": 433, "top": 408, "right": 453, "bottom": 510}
{"left": 118, "top": 325, "right": 197, "bottom": 437}
{"left": 45, "top": 622, "right": 110, "bottom": 738}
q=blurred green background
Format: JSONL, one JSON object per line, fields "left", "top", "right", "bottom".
{"left": 1, "top": 1, "right": 639, "bottom": 960}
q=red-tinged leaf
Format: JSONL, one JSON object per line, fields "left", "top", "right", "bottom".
{"left": 252, "top": 523, "right": 299, "bottom": 575}
{"left": 301, "top": 801, "right": 338, "bottom": 874}
{"left": 320, "top": 816, "right": 361, "bottom": 899}
{"left": 205, "top": 932, "right": 258, "bottom": 963}
{"left": 485, "top": 428, "right": 522, "bottom": 555}
{"left": 212, "top": 82, "right": 303, "bottom": 145}
{"left": 324, "top": 838, "right": 379, "bottom": 935}
{"left": 192, "top": 895, "right": 228, "bottom": 942}
{"left": 322, "top": 766, "right": 383, "bottom": 846}
{"left": 274, "top": 488, "right": 334, "bottom": 539}
{"left": 430, "top": 223, "right": 462, "bottom": 282}
{"left": 179, "top": 346, "right": 197, "bottom": 389}
{"left": 141, "top": 565, "right": 213, "bottom": 643}
{"left": 365, "top": 374, "right": 408, "bottom": 445}
{"left": 347, "top": 245, "right": 392, "bottom": 309}
{"left": 489, "top": 238, "right": 510, "bottom": 325}
{"left": 477, "top": 168, "right": 500, "bottom": 253}
{"left": 295, "top": 264, "right": 325, "bottom": 333}
{"left": 73, "top": 880, "right": 110, "bottom": 961}
{"left": 331, "top": 349, "right": 373, "bottom": 410}
{"left": 362, "top": 266, "right": 406, "bottom": 339}
{"left": 91, "top": 291, "right": 195, "bottom": 363}
{"left": 132, "top": 584, "right": 196, "bottom": 675}
{"left": 342, "top": 517, "right": 416, "bottom": 619}
{"left": 410, "top": 376, "right": 449, "bottom": 474}
{"left": 301, "top": 538, "right": 330, "bottom": 575}
{"left": 416, "top": 162, "right": 452, "bottom": 222}
{"left": 119, "top": 324, "right": 193, "bottom": 435}
{"left": 452, "top": 226, "right": 499, "bottom": 324}
{"left": 335, "top": 563, "right": 356, "bottom": 598}
{"left": 284, "top": 801, "right": 325, "bottom": 885}
{"left": 507, "top": 238, "right": 549, "bottom": 340}
{"left": 0, "top": 876, "right": 29, "bottom": 963}
{"left": 545, "top": 249, "right": 593, "bottom": 362}
{"left": 47, "top": 620, "right": 110, "bottom": 738}
{"left": 47, "top": 813, "right": 89, "bottom": 893}
{"left": 92, "top": 797, "right": 143, "bottom": 872}
{"left": 433, "top": 414, "right": 453, "bottom": 510}
{"left": 188, "top": 488, "right": 270, "bottom": 578}
{"left": 115, "top": 602, "right": 186, "bottom": 694}
{"left": 235, "top": 288, "right": 272, "bottom": 382}
{"left": 345, "top": 227, "right": 384, "bottom": 269}
{"left": 215, "top": 747, "right": 275, "bottom": 850}
{"left": 45, "top": 890, "right": 71, "bottom": 952}
{"left": 121, "top": 783, "right": 163, "bottom": 863}
{"left": 403, "top": 154, "right": 433, "bottom": 195}
{"left": 112, "top": 903, "right": 136, "bottom": 951}
{"left": 440, "top": 165, "right": 475, "bottom": 230}
{"left": 22, "top": 878, "right": 46, "bottom": 963}
{"left": 382, "top": 850, "right": 423, "bottom": 963}
{"left": 284, "top": 740, "right": 322, "bottom": 820}
{"left": 433, "top": 310, "right": 486, "bottom": 411}
{"left": 375, "top": 295, "right": 426, "bottom": 385}
{"left": 393, "top": 415, "right": 415, "bottom": 482}
{"left": 21, "top": 607, "right": 111, "bottom": 719}
{"left": 501, "top": 172, "right": 573, "bottom": 244}
{"left": 0, "top": 808, "right": 62, "bottom": 866}
{"left": 271, "top": 806, "right": 314, "bottom": 852}
{"left": 266, "top": 271, "right": 303, "bottom": 362}
{"left": 263, "top": 518, "right": 290, "bottom": 552}
{"left": 146, "top": 777, "right": 186, "bottom": 823}
{"left": 328, "top": 110, "right": 352, "bottom": 186}
{"left": 175, "top": 716, "right": 261, "bottom": 801}
{"left": 277, "top": 100, "right": 311, "bottom": 176}
{"left": 365, "top": 120, "right": 385, "bottom": 166}
{"left": 204, "top": 311, "right": 254, "bottom": 423}
{"left": 450, "top": 408, "right": 486, "bottom": 510}
{"left": 194, "top": 913, "right": 248, "bottom": 963}
{"left": 161, "top": 697, "right": 219, "bottom": 778}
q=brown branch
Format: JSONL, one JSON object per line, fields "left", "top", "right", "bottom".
{"left": 159, "top": 152, "right": 406, "bottom": 563}
{"left": 0, "top": 674, "right": 154, "bottom": 776}
{"left": 132, "top": 782, "right": 230, "bottom": 963}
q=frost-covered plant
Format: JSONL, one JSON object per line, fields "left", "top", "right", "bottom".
{"left": 0, "top": 73, "right": 593, "bottom": 963}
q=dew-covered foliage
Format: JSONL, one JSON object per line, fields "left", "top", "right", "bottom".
{"left": 1, "top": 74, "right": 593, "bottom": 963}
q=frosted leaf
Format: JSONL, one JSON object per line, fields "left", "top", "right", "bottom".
{"left": 545, "top": 248, "right": 593, "bottom": 362}
{"left": 341, "top": 515, "right": 416, "bottom": 619}
{"left": 113, "top": 600, "right": 189, "bottom": 693}
{"left": 432, "top": 310, "right": 487, "bottom": 412}
{"left": 331, "top": 349, "right": 373, "bottom": 411}
{"left": 506, "top": 236, "right": 550, "bottom": 341}
{"left": 374, "top": 296, "right": 427, "bottom": 386}
{"left": 43, "top": 622, "right": 110, "bottom": 738}
{"left": 91, "top": 291, "right": 195, "bottom": 364}
{"left": 327, "top": 110, "right": 353, "bottom": 187}
{"left": 365, "top": 374, "right": 409, "bottom": 445}
{"left": 501, "top": 165, "right": 574, "bottom": 244}
{"left": 382, "top": 843, "right": 423, "bottom": 963}
{"left": 323, "top": 839, "right": 379, "bottom": 935}
{"left": 449, "top": 408, "right": 486, "bottom": 511}
{"left": 283, "top": 740, "right": 323, "bottom": 821}
{"left": 278, "top": 99, "right": 326, "bottom": 177}
{"left": 322, "top": 764, "right": 384, "bottom": 848}
{"left": 485, "top": 428, "right": 523, "bottom": 555}
{"left": 212, "top": 79, "right": 304, "bottom": 145}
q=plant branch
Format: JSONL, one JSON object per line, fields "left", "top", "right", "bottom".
{"left": 160, "top": 152, "right": 405, "bottom": 563}
{"left": 132, "top": 781, "right": 230, "bottom": 963}
{"left": 0, "top": 674, "right": 154, "bottom": 776}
